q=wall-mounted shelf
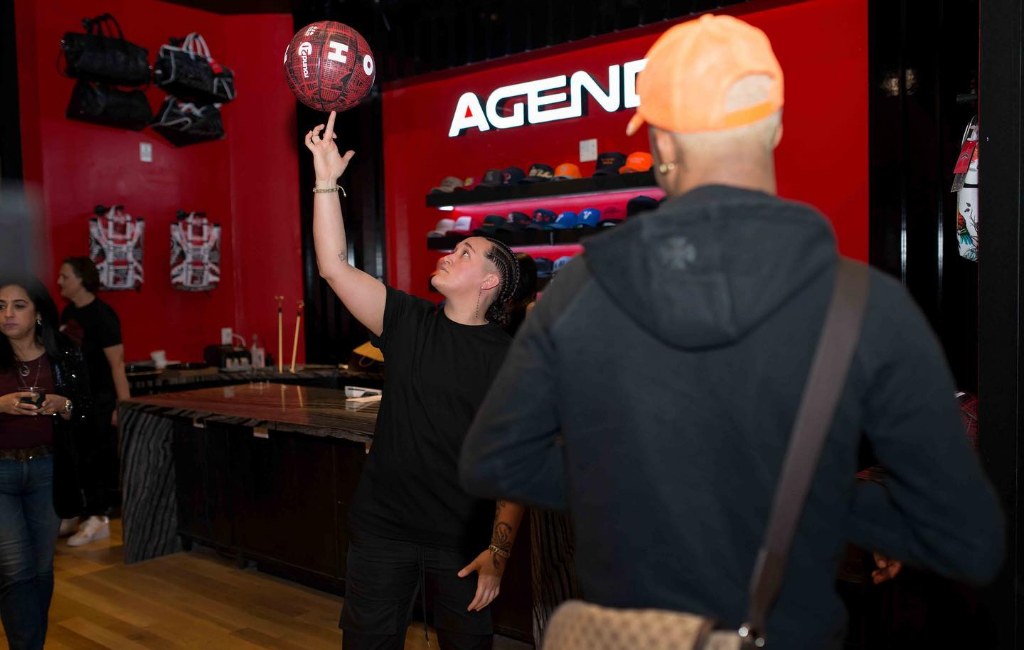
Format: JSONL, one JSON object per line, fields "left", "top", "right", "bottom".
{"left": 427, "top": 228, "right": 605, "bottom": 250}
{"left": 425, "top": 171, "right": 658, "bottom": 208}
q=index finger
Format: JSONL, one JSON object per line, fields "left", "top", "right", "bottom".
{"left": 324, "top": 111, "right": 337, "bottom": 140}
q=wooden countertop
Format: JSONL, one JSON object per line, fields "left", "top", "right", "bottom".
{"left": 121, "top": 383, "right": 377, "bottom": 444}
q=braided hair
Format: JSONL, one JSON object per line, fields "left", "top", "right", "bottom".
{"left": 483, "top": 238, "right": 521, "bottom": 326}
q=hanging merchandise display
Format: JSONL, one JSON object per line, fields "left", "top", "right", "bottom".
{"left": 60, "top": 13, "right": 151, "bottom": 87}
{"left": 89, "top": 205, "right": 145, "bottom": 291}
{"left": 170, "top": 210, "right": 221, "bottom": 292}
{"left": 953, "top": 116, "right": 979, "bottom": 262}
{"left": 151, "top": 96, "right": 225, "bottom": 146}
{"left": 153, "top": 33, "right": 236, "bottom": 104}
{"left": 66, "top": 79, "right": 152, "bottom": 130}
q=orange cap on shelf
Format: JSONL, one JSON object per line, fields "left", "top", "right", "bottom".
{"left": 554, "top": 163, "right": 582, "bottom": 180}
{"left": 619, "top": 151, "right": 653, "bottom": 173}
{"left": 626, "top": 14, "right": 784, "bottom": 136}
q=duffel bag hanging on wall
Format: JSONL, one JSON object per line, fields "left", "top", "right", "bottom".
{"left": 89, "top": 205, "right": 145, "bottom": 292}
{"left": 153, "top": 33, "right": 235, "bottom": 104}
{"left": 60, "top": 14, "right": 151, "bottom": 87}
{"left": 170, "top": 210, "right": 221, "bottom": 292}
{"left": 151, "top": 96, "right": 225, "bottom": 147}
{"left": 66, "top": 79, "right": 152, "bottom": 130}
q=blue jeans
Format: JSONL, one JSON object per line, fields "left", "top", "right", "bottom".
{"left": 0, "top": 455, "right": 60, "bottom": 650}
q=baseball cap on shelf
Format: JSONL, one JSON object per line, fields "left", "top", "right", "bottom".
{"left": 599, "top": 204, "right": 626, "bottom": 227}
{"left": 627, "top": 195, "right": 660, "bottom": 217}
{"left": 430, "top": 176, "right": 465, "bottom": 193}
{"left": 553, "top": 256, "right": 574, "bottom": 274}
{"left": 528, "top": 208, "right": 558, "bottom": 230}
{"left": 474, "top": 214, "right": 507, "bottom": 235}
{"left": 551, "top": 211, "right": 579, "bottom": 229}
{"left": 479, "top": 169, "right": 504, "bottom": 188}
{"left": 428, "top": 218, "right": 456, "bottom": 238}
{"left": 625, "top": 14, "right": 784, "bottom": 136}
{"left": 593, "top": 152, "right": 627, "bottom": 177}
{"left": 450, "top": 215, "right": 478, "bottom": 234}
{"left": 576, "top": 208, "right": 602, "bottom": 228}
{"left": 461, "top": 176, "right": 478, "bottom": 191}
{"left": 502, "top": 166, "right": 527, "bottom": 185}
{"left": 554, "top": 163, "right": 582, "bottom": 180}
{"left": 521, "top": 164, "right": 555, "bottom": 183}
{"left": 534, "top": 257, "right": 554, "bottom": 279}
{"left": 620, "top": 151, "right": 653, "bottom": 173}
{"left": 500, "top": 211, "right": 532, "bottom": 231}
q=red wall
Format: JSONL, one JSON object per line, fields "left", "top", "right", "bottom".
{"left": 382, "top": 0, "right": 868, "bottom": 299}
{"left": 15, "top": 0, "right": 303, "bottom": 364}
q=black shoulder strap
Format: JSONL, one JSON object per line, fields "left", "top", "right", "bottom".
{"left": 744, "top": 258, "right": 870, "bottom": 645}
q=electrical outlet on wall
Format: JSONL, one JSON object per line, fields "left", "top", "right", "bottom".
{"left": 139, "top": 142, "right": 153, "bottom": 163}
{"left": 221, "top": 327, "right": 233, "bottom": 346}
{"left": 579, "top": 138, "right": 597, "bottom": 162}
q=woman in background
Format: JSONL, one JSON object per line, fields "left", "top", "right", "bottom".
{"left": 0, "top": 275, "right": 89, "bottom": 650}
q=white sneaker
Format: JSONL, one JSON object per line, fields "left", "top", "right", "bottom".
{"left": 67, "top": 516, "right": 110, "bottom": 547}
{"left": 58, "top": 517, "right": 80, "bottom": 538}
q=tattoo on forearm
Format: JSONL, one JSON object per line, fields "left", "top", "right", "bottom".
{"left": 490, "top": 500, "right": 513, "bottom": 569}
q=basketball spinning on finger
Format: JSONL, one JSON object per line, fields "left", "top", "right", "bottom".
{"left": 284, "top": 21, "right": 376, "bottom": 112}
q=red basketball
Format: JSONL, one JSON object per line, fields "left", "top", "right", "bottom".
{"left": 284, "top": 21, "right": 376, "bottom": 112}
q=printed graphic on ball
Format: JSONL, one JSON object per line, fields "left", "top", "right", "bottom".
{"left": 284, "top": 21, "right": 376, "bottom": 112}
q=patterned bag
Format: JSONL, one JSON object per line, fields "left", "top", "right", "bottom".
{"left": 89, "top": 205, "right": 145, "bottom": 291}
{"left": 170, "top": 210, "right": 221, "bottom": 292}
{"left": 955, "top": 118, "right": 979, "bottom": 262}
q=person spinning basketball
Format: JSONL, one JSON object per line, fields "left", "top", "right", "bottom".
{"left": 305, "top": 111, "right": 524, "bottom": 650}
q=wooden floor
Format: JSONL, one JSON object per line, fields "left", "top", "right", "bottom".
{"left": 1, "top": 521, "right": 532, "bottom": 650}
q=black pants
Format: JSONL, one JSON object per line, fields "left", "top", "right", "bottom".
{"left": 339, "top": 531, "right": 493, "bottom": 650}
{"left": 80, "top": 403, "right": 119, "bottom": 517}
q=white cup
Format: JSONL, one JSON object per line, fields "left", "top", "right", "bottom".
{"left": 151, "top": 349, "right": 168, "bottom": 369}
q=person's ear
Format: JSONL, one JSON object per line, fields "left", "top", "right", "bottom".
{"left": 481, "top": 272, "right": 500, "bottom": 292}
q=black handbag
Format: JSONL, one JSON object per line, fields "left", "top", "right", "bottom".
{"left": 66, "top": 79, "right": 153, "bottom": 130}
{"left": 153, "top": 33, "right": 235, "bottom": 104}
{"left": 60, "top": 14, "right": 151, "bottom": 87}
{"left": 151, "top": 96, "right": 225, "bottom": 147}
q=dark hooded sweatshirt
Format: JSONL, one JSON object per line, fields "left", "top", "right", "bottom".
{"left": 459, "top": 185, "right": 1003, "bottom": 650}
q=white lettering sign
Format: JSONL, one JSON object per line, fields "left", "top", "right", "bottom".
{"left": 448, "top": 59, "right": 647, "bottom": 137}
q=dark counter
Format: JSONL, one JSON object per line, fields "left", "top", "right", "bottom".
{"left": 121, "top": 382, "right": 378, "bottom": 442}
{"left": 118, "top": 383, "right": 534, "bottom": 645}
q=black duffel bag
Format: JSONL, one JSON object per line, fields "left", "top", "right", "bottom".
{"left": 153, "top": 33, "right": 235, "bottom": 104}
{"left": 60, "top": 14, "right": 151, "bottom": 87}
{"left": 66, "top": 79, "right": 153, "bottom": 130}
{"left": 151, "top": 96, "right": 225, "bottom": 147}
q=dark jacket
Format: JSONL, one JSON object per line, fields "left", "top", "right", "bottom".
{"left": 51, "top": 335, "right": 91, "bottom": 518}
{"left": 459, "top": 185, "right": 1004, "bottom": 650}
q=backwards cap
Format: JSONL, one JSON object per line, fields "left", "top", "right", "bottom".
{"left": 626, "top": 14, "right": 784, "bottom": 136}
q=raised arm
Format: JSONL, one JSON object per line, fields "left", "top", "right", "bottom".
{"left": 306, "top": 111, "right": 386, "bottom": 337}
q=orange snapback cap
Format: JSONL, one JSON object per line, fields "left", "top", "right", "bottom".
{"left": 626, "top": 14, "right": 784, "bottom": 136}
{"left": 620, "top": 151, "right": 653, "bottom": 173}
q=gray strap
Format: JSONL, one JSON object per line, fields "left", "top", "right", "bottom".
{"left": 744, "top": 258, "right": 870, "bottom": 645}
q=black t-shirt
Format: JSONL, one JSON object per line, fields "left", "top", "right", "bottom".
{"left": 61, "top": 298, "right": 122, "bottom": 403}
{"left": 348, "top": 287, "right": 512, "bottom": 552}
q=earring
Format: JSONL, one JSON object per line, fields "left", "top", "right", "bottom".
{"left": 657, "top": 162, "right": 677, "bottom": 174}
{"left": 36, "top": 318, "right": 42, "bottom": 326}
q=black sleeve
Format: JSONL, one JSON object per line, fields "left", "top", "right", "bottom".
{"left": 95, "top": 304, "right": 122, "bottom": 349}
{"left": 460, "top": 258, "right": 589, "bottom": 511}
{"left": 369, "top": 286, "right": 434, "bottom": 354}
{"left": 848, "top": 276, "right": 1004, "bottom": 584}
